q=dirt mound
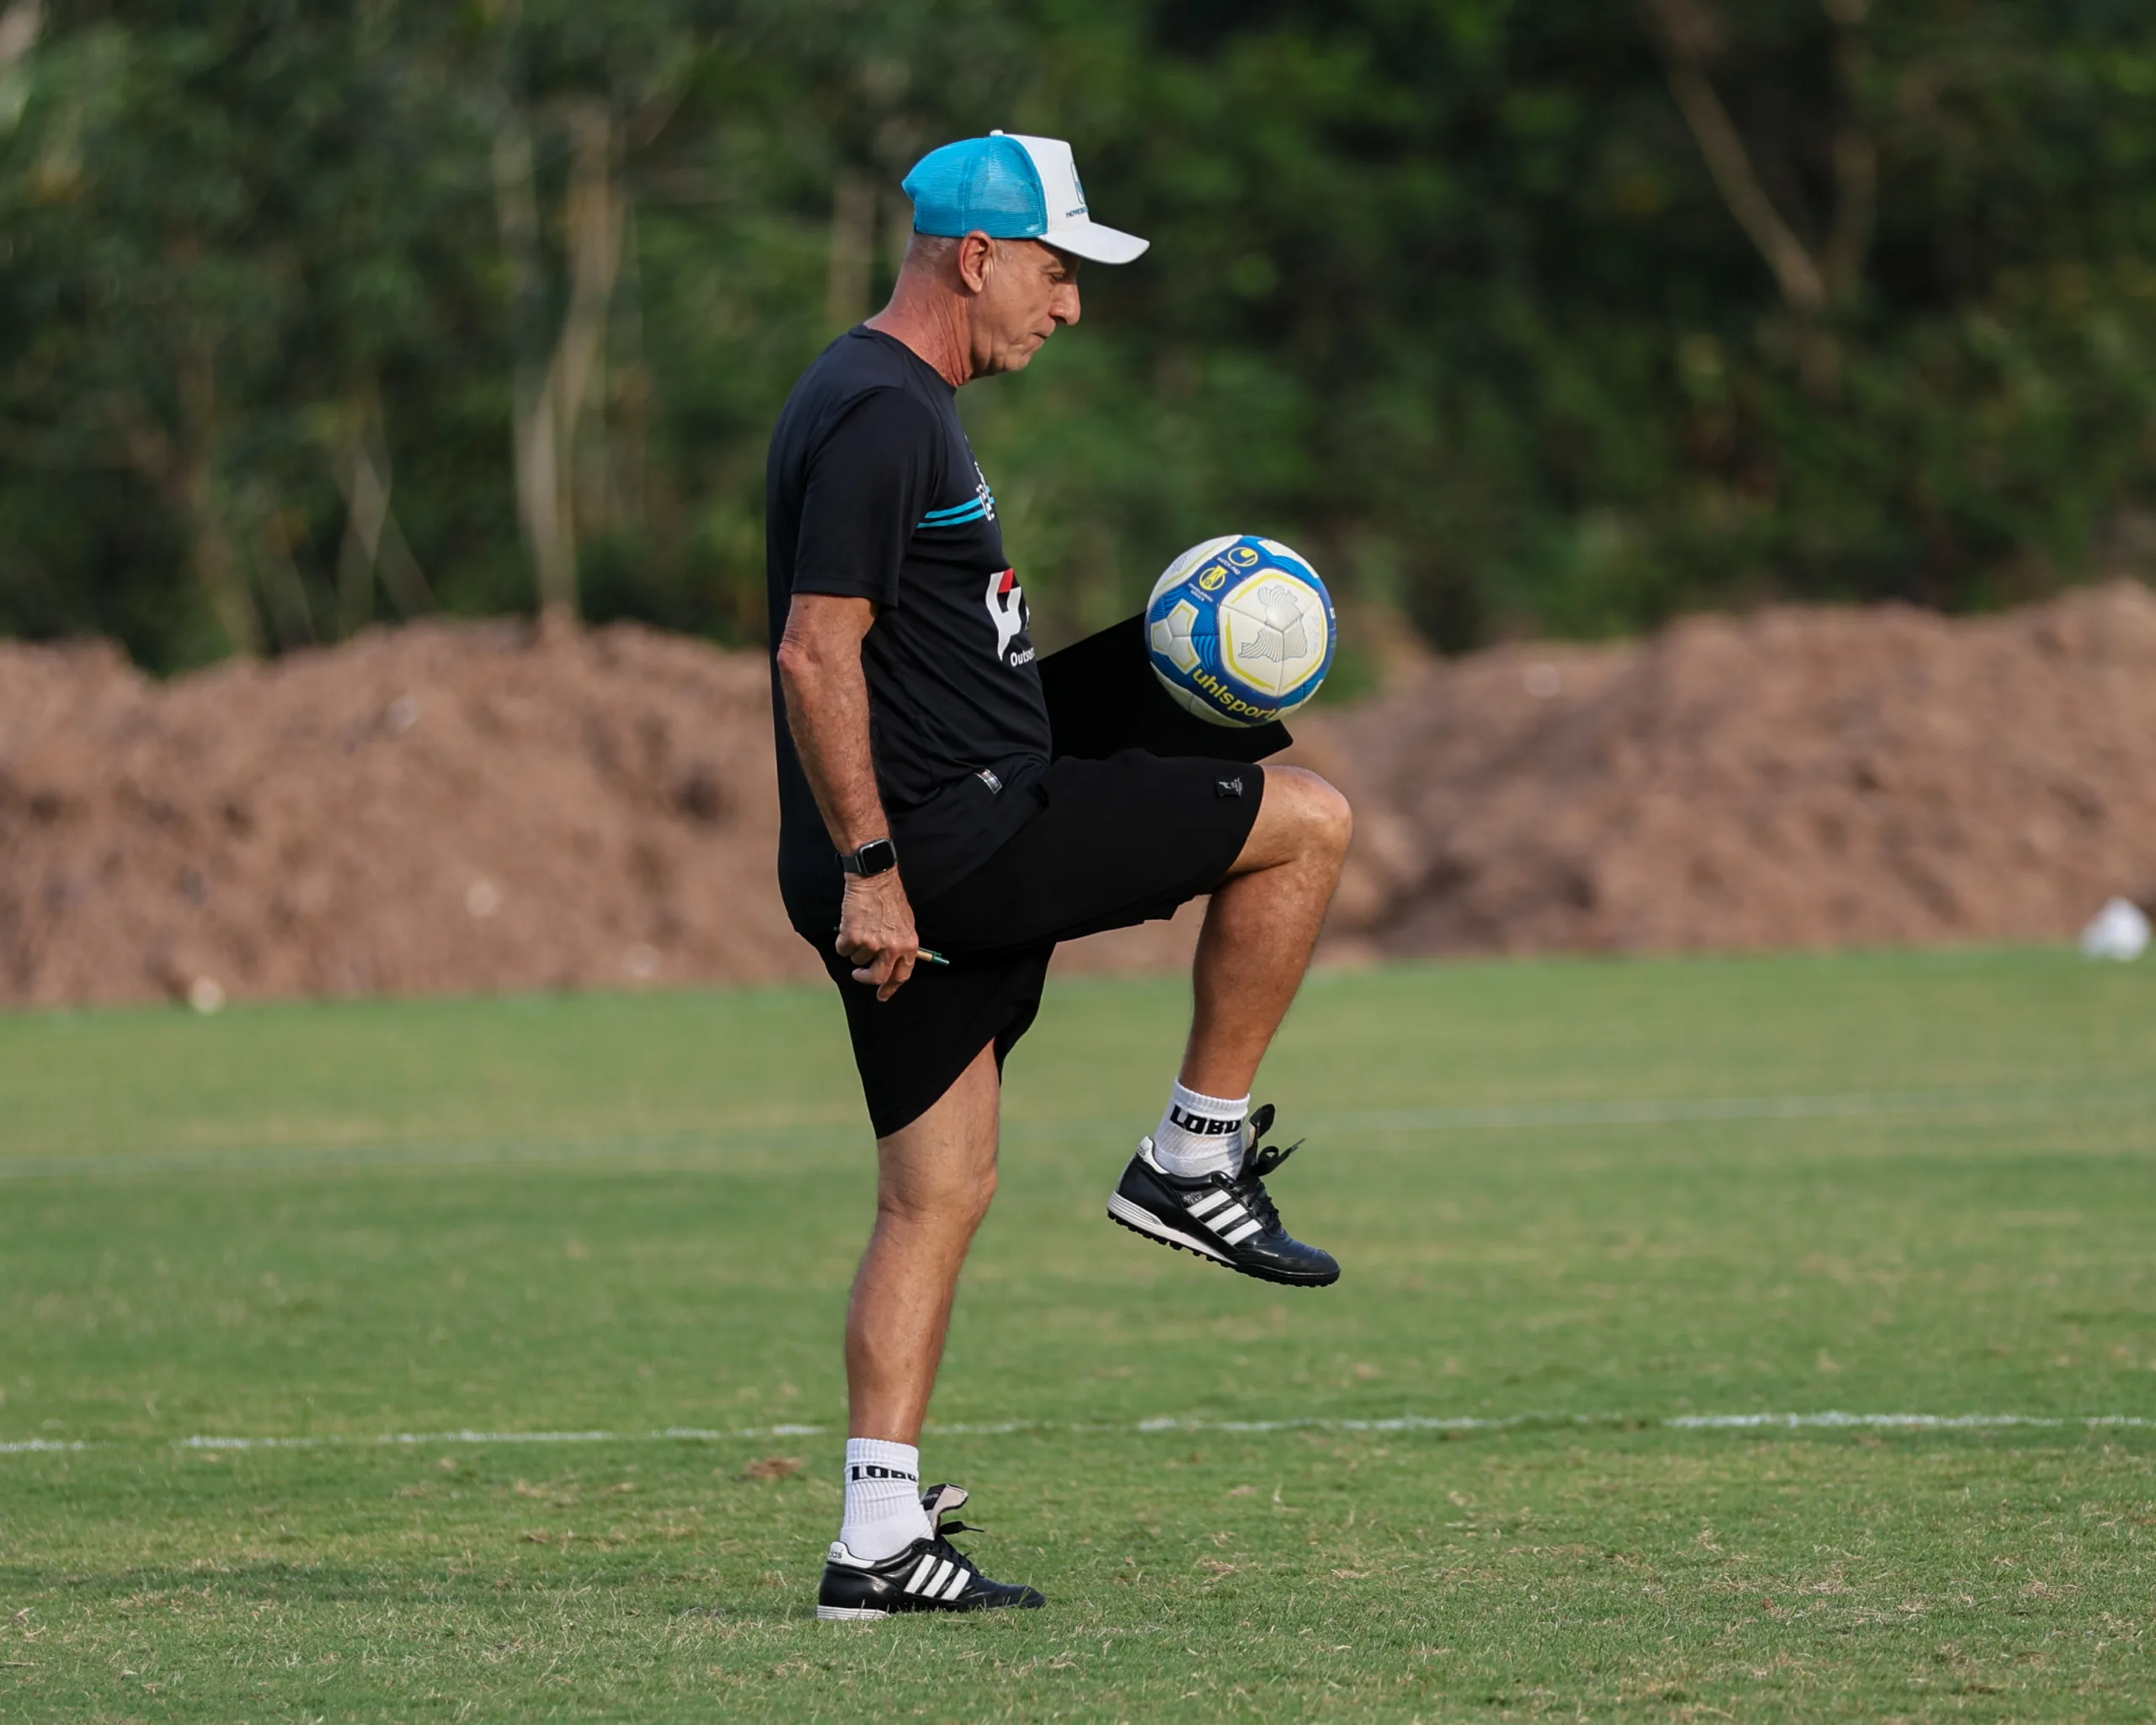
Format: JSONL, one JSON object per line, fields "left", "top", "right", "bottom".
{"left": 0, "top": 618, "right": 1200, "bottom": 1007}
{"left": 1296, "top": 580, "right": 2156, "bottom": 956}
{"left": 4, "top": 585, "right": 2152, "bottom": 1007}
{"left": 0, "top": 622, "right": 785, "bottom": 1005}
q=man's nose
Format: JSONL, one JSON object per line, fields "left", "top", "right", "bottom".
{"left": 1053, "top": 283, "right": 1081, "bottom": 328}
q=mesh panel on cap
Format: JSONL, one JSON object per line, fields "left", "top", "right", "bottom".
{"left": 902, "top": 136, "right": 1046, "bottom": 238}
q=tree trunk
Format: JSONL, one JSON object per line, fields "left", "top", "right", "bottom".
{"left": 1641, "top": 0, "right": 1876, "bottom": 399}
{"left": 116, "top": 339, "right": 262, "bottom": 656}
{"left": 493, "top": 98, "right": 626, "bottom": 625}
{"left": 493, "top": 106, "right": 577, "bottom": 622}
{"left": 557, "top": 100, "right": 625, "bottom": 561}
{"left": 333, "top": 384, "right": 434, "bottom": 633}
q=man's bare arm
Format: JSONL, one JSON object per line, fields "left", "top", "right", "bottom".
{"left": 776, "top": 593, "right": 919, "bottom": 1001}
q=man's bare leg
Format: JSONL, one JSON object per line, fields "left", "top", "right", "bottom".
{"left": 1182, "top": 765, "right": 1352, "bottom": 1097}
{"left": 823, "top": 1043, "right": 1045, "bottom": 1609}
{"left": 1107, "top": 764, "right": 1353, "bottom": 1282}
{"left": 845, "top": 1041, "right": 1003, "bottom": 1445}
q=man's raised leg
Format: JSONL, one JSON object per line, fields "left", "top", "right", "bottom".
{"left": 1182, "top": 765, "right": 1353, "bottom": 1100}
{"left": 1108, "top": 764, "right": 1353, "bottom": 1284}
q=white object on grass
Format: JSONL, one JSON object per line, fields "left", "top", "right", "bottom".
{"left": 2080, "top": 896, "right": 2150, "bottom": 961}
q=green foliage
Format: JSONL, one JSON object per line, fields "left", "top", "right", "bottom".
{"left": 1, "top": 952, "right": 2153, "bottom": 1716}
{"left": 3, "top": 1, "right": 2153, "bottom": 666}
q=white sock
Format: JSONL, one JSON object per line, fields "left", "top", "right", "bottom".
{"left": 1150, "top": 1081, "right": 1250, "bottom": 1179}
{"left": 839, "top": 1438, "right": 931, "bottom": 1562}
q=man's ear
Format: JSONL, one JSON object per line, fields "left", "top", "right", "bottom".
{"left": 956, "top": 231, "right": 996, "bottom": 294}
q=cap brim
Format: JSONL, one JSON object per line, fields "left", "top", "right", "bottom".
{"left": 1041, "top": 218, "right": 1149, "bottom": 265}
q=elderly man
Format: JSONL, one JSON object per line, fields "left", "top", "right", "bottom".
{"left": 766, "top": 132, "right": 1352, "bottom": 1619}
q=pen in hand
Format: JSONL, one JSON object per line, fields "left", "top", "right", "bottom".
{"left": 833, "top": 923, "right": 950, "bottom": 967}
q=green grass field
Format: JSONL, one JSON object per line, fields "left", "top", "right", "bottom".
{"left": 3, "top": 949, "right": 2153, "bottom": 1721}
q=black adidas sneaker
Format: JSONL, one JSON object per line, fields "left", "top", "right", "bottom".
{"left": 817, "top": 1483, "right": 1045, "bottom": 1621}
{"left": 1107, "top": 1103, "right": 1339, "bottom": 1286}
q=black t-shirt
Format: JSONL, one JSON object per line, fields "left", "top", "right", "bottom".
{"left": 766, "top": 327, "right": 1051, "bottom": 930}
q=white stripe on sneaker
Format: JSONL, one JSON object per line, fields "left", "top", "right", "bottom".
{"left": 939, "top": 1565, "right": 970, "bottom": 1600}
{"left": 1221, "top": 1216, "right": 1265, "bottom": 1245}
{"left": 906, "top": 1554, "right": 940, "bottom": 1594}
{"left": 1187, "top": 1189, "right": 1235, "bottom": 1218}
{"left": 924, "top": 1559, "right": 954, "bottom": 1596}
{"left": 1106, "top": 1191, "right": 1234, "bottom": 1264}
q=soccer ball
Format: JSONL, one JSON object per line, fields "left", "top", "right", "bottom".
{"left": 1145, "top": 535, "right": 1336, "bottom": 728}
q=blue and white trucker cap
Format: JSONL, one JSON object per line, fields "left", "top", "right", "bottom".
{"left": 902, "top": 131, "right": 1148, "bottom": 265}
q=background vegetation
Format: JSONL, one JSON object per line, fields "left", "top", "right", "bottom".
{"left": 3, "top": 0, "right": 2153, "bottom": 671}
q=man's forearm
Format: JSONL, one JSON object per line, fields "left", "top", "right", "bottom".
{"left": 778, "top": 597, "right": 918, "bottom": 996}
{"left": 780, "top": 648, "right": 891, "bottom": 857}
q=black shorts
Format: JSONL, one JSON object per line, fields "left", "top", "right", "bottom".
{"left": 811, "top": 752, "right": 1265, "bottom": 1137}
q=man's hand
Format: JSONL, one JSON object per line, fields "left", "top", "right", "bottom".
{"left": 838, "top": 870, "right": 921, "bottom": 1001}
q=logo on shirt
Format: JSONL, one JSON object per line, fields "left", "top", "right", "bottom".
{"left": 985, "top": 568, "right": 1033, "bottom": 668}
{"left": 915, "top": 462, "right": 997, "bottom": 531}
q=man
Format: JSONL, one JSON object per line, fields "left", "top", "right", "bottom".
{"left": 765, "top": 132, "right": 1352, "bottom": 1621}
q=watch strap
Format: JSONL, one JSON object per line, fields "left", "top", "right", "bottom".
{"left": 840, "top": 838, "right": 898, "bottom": 878}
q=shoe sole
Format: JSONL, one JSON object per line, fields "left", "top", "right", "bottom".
{"left": 1106, "top": 1192, "right": 1339, "bottom": 1288}
{"left": 818, "top": 1599, "right": 1042, "bottom": 1619}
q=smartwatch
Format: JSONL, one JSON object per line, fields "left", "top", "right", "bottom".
{"left": 839, "top": 837, "right": 899, "bottom": 879}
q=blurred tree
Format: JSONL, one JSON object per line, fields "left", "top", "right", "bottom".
{"left": 0, "top": 1, "right": 485, "bottom": 660}
{"left": 1, "top": 0, "right": 2150, "bottom": 669}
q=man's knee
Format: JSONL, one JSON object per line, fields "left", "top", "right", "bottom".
{"left": 1269, "top": 765, "right": 1353, "bottom": 863}
{"left": 878, "top": 1157, "right": 998, "bottom": 1232}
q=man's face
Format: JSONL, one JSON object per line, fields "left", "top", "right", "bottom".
{"left": 967, "top": 238, "right": 1082, "bottom": 375}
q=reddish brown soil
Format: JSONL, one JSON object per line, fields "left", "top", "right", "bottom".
{"left": 0, "top": 617, "right": 1193, "bottom": 1007}
{"left": 3, "top": 584, "right": 2151, "bottom": 1007}
{"left": 1297, "top": 580, "right": 2156, "bottom": 957}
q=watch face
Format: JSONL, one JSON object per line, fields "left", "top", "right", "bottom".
{"left": 856, "top": 839, "right": 898, "bottom": 877}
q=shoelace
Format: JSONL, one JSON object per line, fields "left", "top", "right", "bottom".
{"left": 1221, "top": 1104, "right": 1305, "bottom": 1235}
{"left": 923, "top": 1514, "right": 985, "bottom": 1583}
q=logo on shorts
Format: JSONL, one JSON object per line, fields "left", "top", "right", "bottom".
{"left": 985, "top": 568, "right": 1033, "bottom": 667}
{"left": 976, "top": 767, "right": 1004, "bottom": 793}
{"left": 1215, "top": 777, "right": 1244, "bottom": 798}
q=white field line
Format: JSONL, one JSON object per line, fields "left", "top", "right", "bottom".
{"left": 4, "top": 1083, "right": 2153, "bottom": 1182}
{"left": 4, "top": 1410, "right": 2151, "bottom": 1458}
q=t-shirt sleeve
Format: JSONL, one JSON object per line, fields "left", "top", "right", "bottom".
{"left": 788, "top": 387, "right": 942, "bottom": 607}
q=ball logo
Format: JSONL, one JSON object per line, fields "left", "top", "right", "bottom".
{"left": 1227, "top": 545, "right": 1259, "bottom": 566}
{"left": 1220, "top": 573, "right": 1326, "bottom": 693}
{"left": 1198, "top": 566, "right": 1227, "bottom": 592}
